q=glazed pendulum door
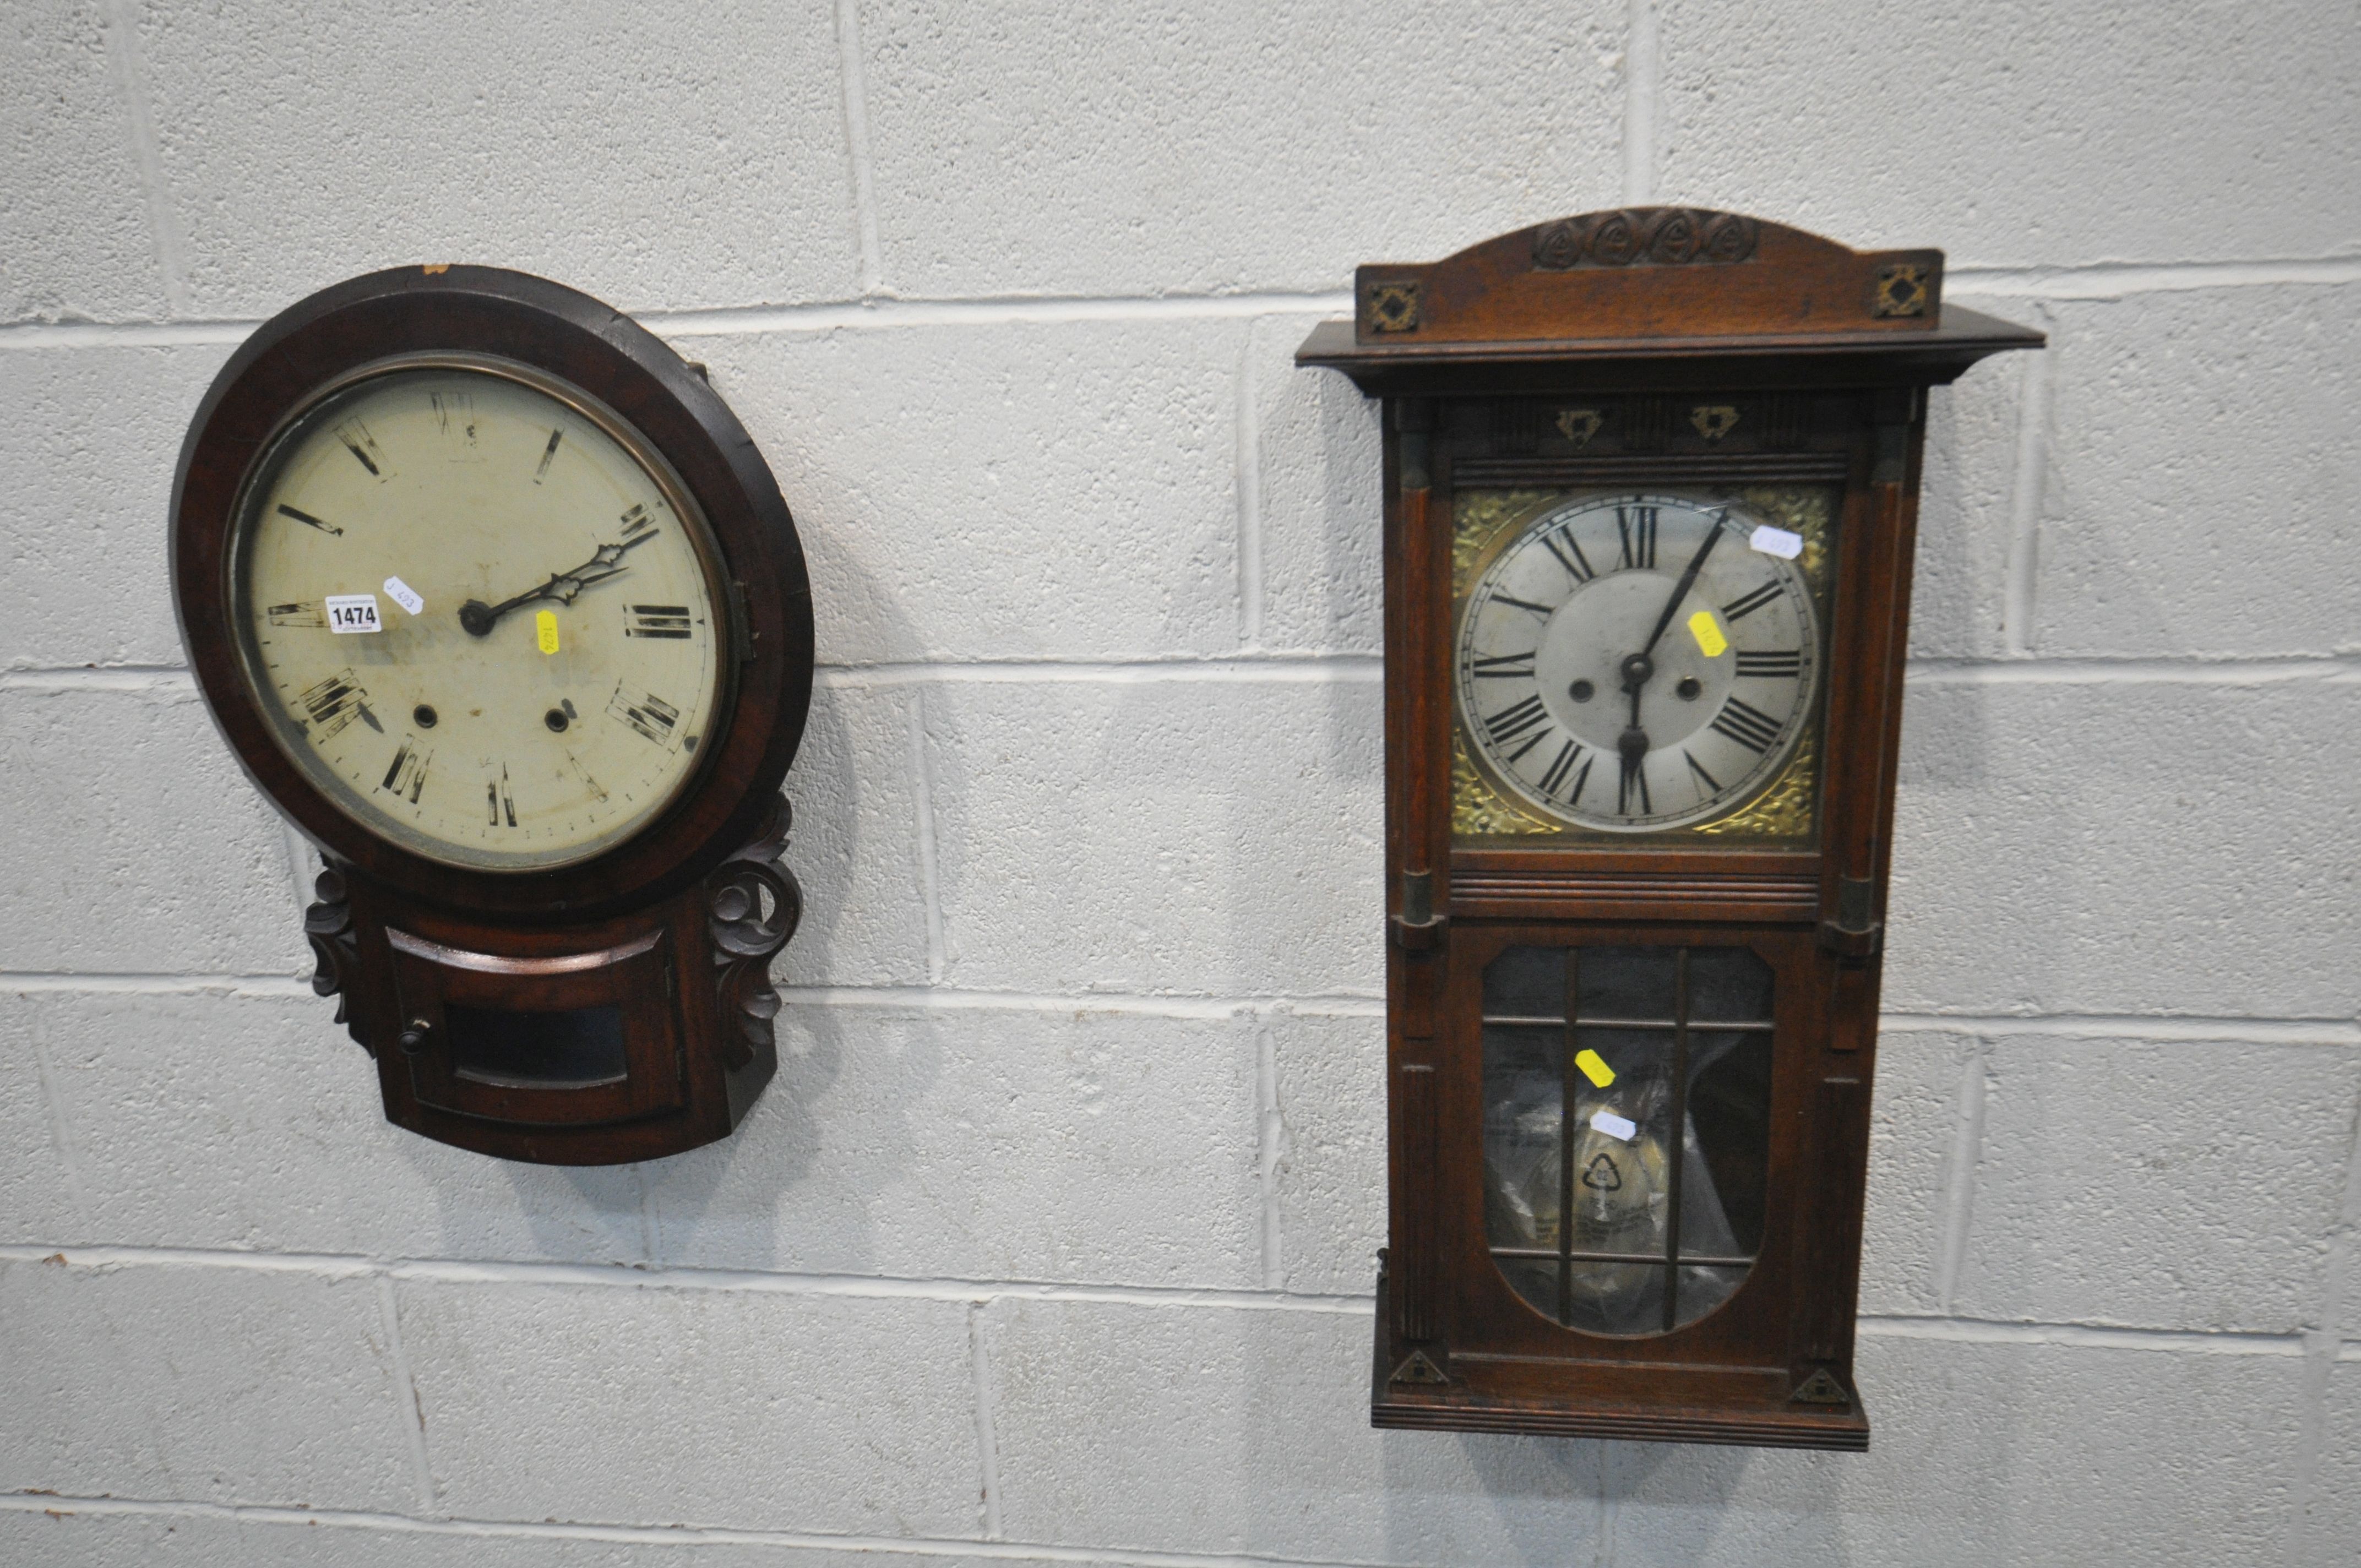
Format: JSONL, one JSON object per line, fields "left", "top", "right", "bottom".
{"left": 1480, "top": 941, "right": 1776, "bottom": 1336}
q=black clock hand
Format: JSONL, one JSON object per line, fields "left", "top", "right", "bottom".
{"left": 1618, "top": 664, "right": 1651, "bottom": 810}
{"left": 1608, "top": 514, "right": 1724, "bottom": 814}
{"left": 459, "top": 530, "right": 658, "bottom": 638}
{"left": 1638, "top": 512, "right": 1728, "bottom": 658}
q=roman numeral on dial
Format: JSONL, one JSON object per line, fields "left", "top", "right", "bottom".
{"left": 275, "top": 503, "right": 342, "bottom": 536}
{"left": 296, "top": 669, "right": 368, "bottom": 739}
{"left": 1470, "top": 651, "right": 1536, "bottom": 678}
{"left": 1482, "top": 695, "right": 1549, "bottom": 745}
{"left": 1618, "top": 760, "right": 1652, "bottom": 815}
{"left": 1491, "top": 592, "right": 1554, "bottom": 618}
{"left": 1684, "top": 751, "right": 1723, "bottom": 792}
{"left": 1734, "top": 649, "right": 1802, "bottom": 677}
{"left": 1541, "top": 529, "right": 1595, "bottom": 584}
{"left": 625, "top": 604, "right": 694, "bottom": 639}
{"left": 334, "top": 421, "right": 384, "bottom": 477}
{"left": 1709, "top": 696, "right": 1784, "bottom": 753}
{"left": 429, "top": 390, "right": 477, "bottom": 448}
{"left": 1617, "top": 505, "right": 1658, "bottom": 569}
{"left": 607, "top": 684, "right": 682, "bottom": 747}
{"left": 380, "top": 739, "right": 431, "bottom": 803}
{"left": 1721, "top": 581, "right": 1785, "bottom": 622}
{"left": 1537, "top": 741, "right": 1589, "bottom": 802}
{"left": 486, "top": 766, "right": 516, "bottom": 827}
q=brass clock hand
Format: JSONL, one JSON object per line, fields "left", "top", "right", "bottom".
{"left": 459, "top": 530, "right": 658, "bottom": 637}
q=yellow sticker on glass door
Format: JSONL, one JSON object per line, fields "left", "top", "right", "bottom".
{"left": 1687, "top": 609, "right": 1728, "bottom": 657}
{"left": 1574, "top": 1048, "right": 1615, "bottom": 1088}
{"left": 535, "top": 609, "right": 560, "bottom": 655}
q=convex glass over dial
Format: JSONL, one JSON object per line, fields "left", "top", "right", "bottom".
{"left": 1456, "top": 493, "right": 1819, "bottom": 831}
{"left": 230, "top": 361, "right": 728, "bottom": 870}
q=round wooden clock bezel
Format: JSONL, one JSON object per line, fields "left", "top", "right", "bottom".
{"left": 172, "top": 265, "right": 814, "bottom": 921}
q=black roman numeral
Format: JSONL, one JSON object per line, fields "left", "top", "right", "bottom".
{"left": 1491, "top": 592, "right": 1554, "bottom": 618}
{"left": 1617, "top": 505, "right": 1658, "bottom": 569}
{"left": 607, "top": 684, "right": 682, "bottom": 747}
{"left": 1618, "top": 760, "right": 1652, "bottom": 816}
{"left": 1469, "top": 650, "right": 1536, "bottom": 679}
{"left": 487, "top": 766, "right": 516, "bottom": 827}
{"left": 1538, "top": 741, "right": 1589, "bottom": 802}
{"left": 564, "top": 748, "right": 608, "bottom": 803}
{"left": 1734, "top": 649, "right": 1802, "bottom": 678}
{"left": 1684, "top": 751, "right": 1723, "bottom": 793}
{"left": 534, "top": 428, "right": 564, "bottom": 483}
{"left": 380, "top": 740, "right": 430, "bottom": 803}
{"left": 1482, "top": 695, "right": 1549, "bottom": 745}
{"left": 429, "top": 390, "right": 477, "bottom": 447}
{"left": 275, "top": 503, "right": 341, "bottom": 537}
{"left": 265, "top": 601, "right": 323, "bottom": 628}
{"left": 625, "top": 604, "right": 694, "bottom": 639}
{"left": 295, "top": 669, "right": 367, "bottom": 739}
{"left": 1721, "top": 580, "right": 1785, "bottom": 622}
{"left": 335, "top": 421, "right": 382, "bottom": 476}
{"left": 1709, "top": 697, "right": 1783, "bottom": 753}
{"left": 618, "top": 503, "right": 654, "bottom": 538}
{"left": 1540, "top": 528, "right": 1595, "bottom": 584}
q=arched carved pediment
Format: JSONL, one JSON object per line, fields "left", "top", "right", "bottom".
{"left": 1528, "top": 208, "right": 1760, "bottom": 270}
{"left": 1343, "top": 209, "right": 1946, "bottom": 350}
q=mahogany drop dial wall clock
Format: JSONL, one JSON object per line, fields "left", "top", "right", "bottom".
{"left": 174, "top": 266, "right": 815, "bottom": 1164}
{"left": 1300, "top": 210, "right": 2041, "bottom": 1447}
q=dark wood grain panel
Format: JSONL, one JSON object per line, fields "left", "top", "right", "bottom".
{"left": 174, "top": 266, "right": 813, "bottom": 1163}
{"left": 1311, "top": 209, "right": 2041, "bottom": 1449}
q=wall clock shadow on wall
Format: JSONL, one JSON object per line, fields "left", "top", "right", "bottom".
{"left": 173, "top": 266, "right": 815, "bottom": 1164}
{"left": 1301, "top": 210, "right": 2041, "bottom": 1446}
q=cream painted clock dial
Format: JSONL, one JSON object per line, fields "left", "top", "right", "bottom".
{"left": 1455, "top": 493, "right": 1820, "bottom": 832}
{"left": 230, "top": 360, "right": 729, "bottom": 871}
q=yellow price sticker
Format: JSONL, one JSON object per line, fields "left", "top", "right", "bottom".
{"left": 535, "top": 609, "right": 560, "bottom": 655}
{"left": 1574, "top": 1048, "right": 1615, "bottom": 1088}
{"left": 1687, "top": 608, "right": 1728, "bottom": 658}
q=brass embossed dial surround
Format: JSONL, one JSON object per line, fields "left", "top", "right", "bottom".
{"left": 1454, "top": 490, "right": 1827, "bottom": 836}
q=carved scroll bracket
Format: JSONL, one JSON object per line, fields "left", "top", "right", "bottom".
{"left": 706, "top": 793, "right": 804, "bottom": 1070}
{"left": 302, "top": 864, "right": 369, "bottom": 1054}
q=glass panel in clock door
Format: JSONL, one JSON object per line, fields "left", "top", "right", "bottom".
{"left": 1480, "top": 943, "right": 1776, "bottom": 1337}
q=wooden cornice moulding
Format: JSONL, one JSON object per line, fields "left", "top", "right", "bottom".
{"left": 1299, "top": 207, "right": 2042, "bottom": 394}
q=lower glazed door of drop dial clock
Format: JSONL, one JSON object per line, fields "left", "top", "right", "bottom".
{"left": 388, "top": 927, "right": 688, "bottom": 1128}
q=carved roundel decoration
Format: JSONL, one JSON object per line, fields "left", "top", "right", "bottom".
{"left": 1590, "top": 210, "right": 1642, "bottom": 266}
{"left": 1531, "top": 208, "right": 1760, "bottom": 271}
{"left": 171, "top": 265, "right": 816, "bottom": 918}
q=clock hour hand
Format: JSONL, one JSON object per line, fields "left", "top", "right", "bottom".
{"left": 1618, "top": 719, "right": 1651, "bottom": 815}
{"left": 1618, "top": 664, "right": 1651, "bottom": 796}
{"left": 459, "top": 530, "right": 658, "bottom": 638}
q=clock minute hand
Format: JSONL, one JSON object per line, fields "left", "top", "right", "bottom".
{"left": 1638, "top": 514, "right": 1727, "bottom": 658}
{"left": 459, "top": 530, "right": 659, "bottom": 637}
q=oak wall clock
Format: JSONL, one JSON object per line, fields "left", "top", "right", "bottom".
{"left": 1299, "top": 210, "right": 2041, "bottom": 1446}
{"left": 173, "top": 266, "right": 814, "bottom": 1164}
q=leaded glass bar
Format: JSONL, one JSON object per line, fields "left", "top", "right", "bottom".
{"left": 1481, "top": 944, "right": 1774, "bottom": 1335}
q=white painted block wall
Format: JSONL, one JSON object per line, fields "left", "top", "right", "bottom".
{"left": 2, "top": 2, "right": 2355, "bottom": 1564}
